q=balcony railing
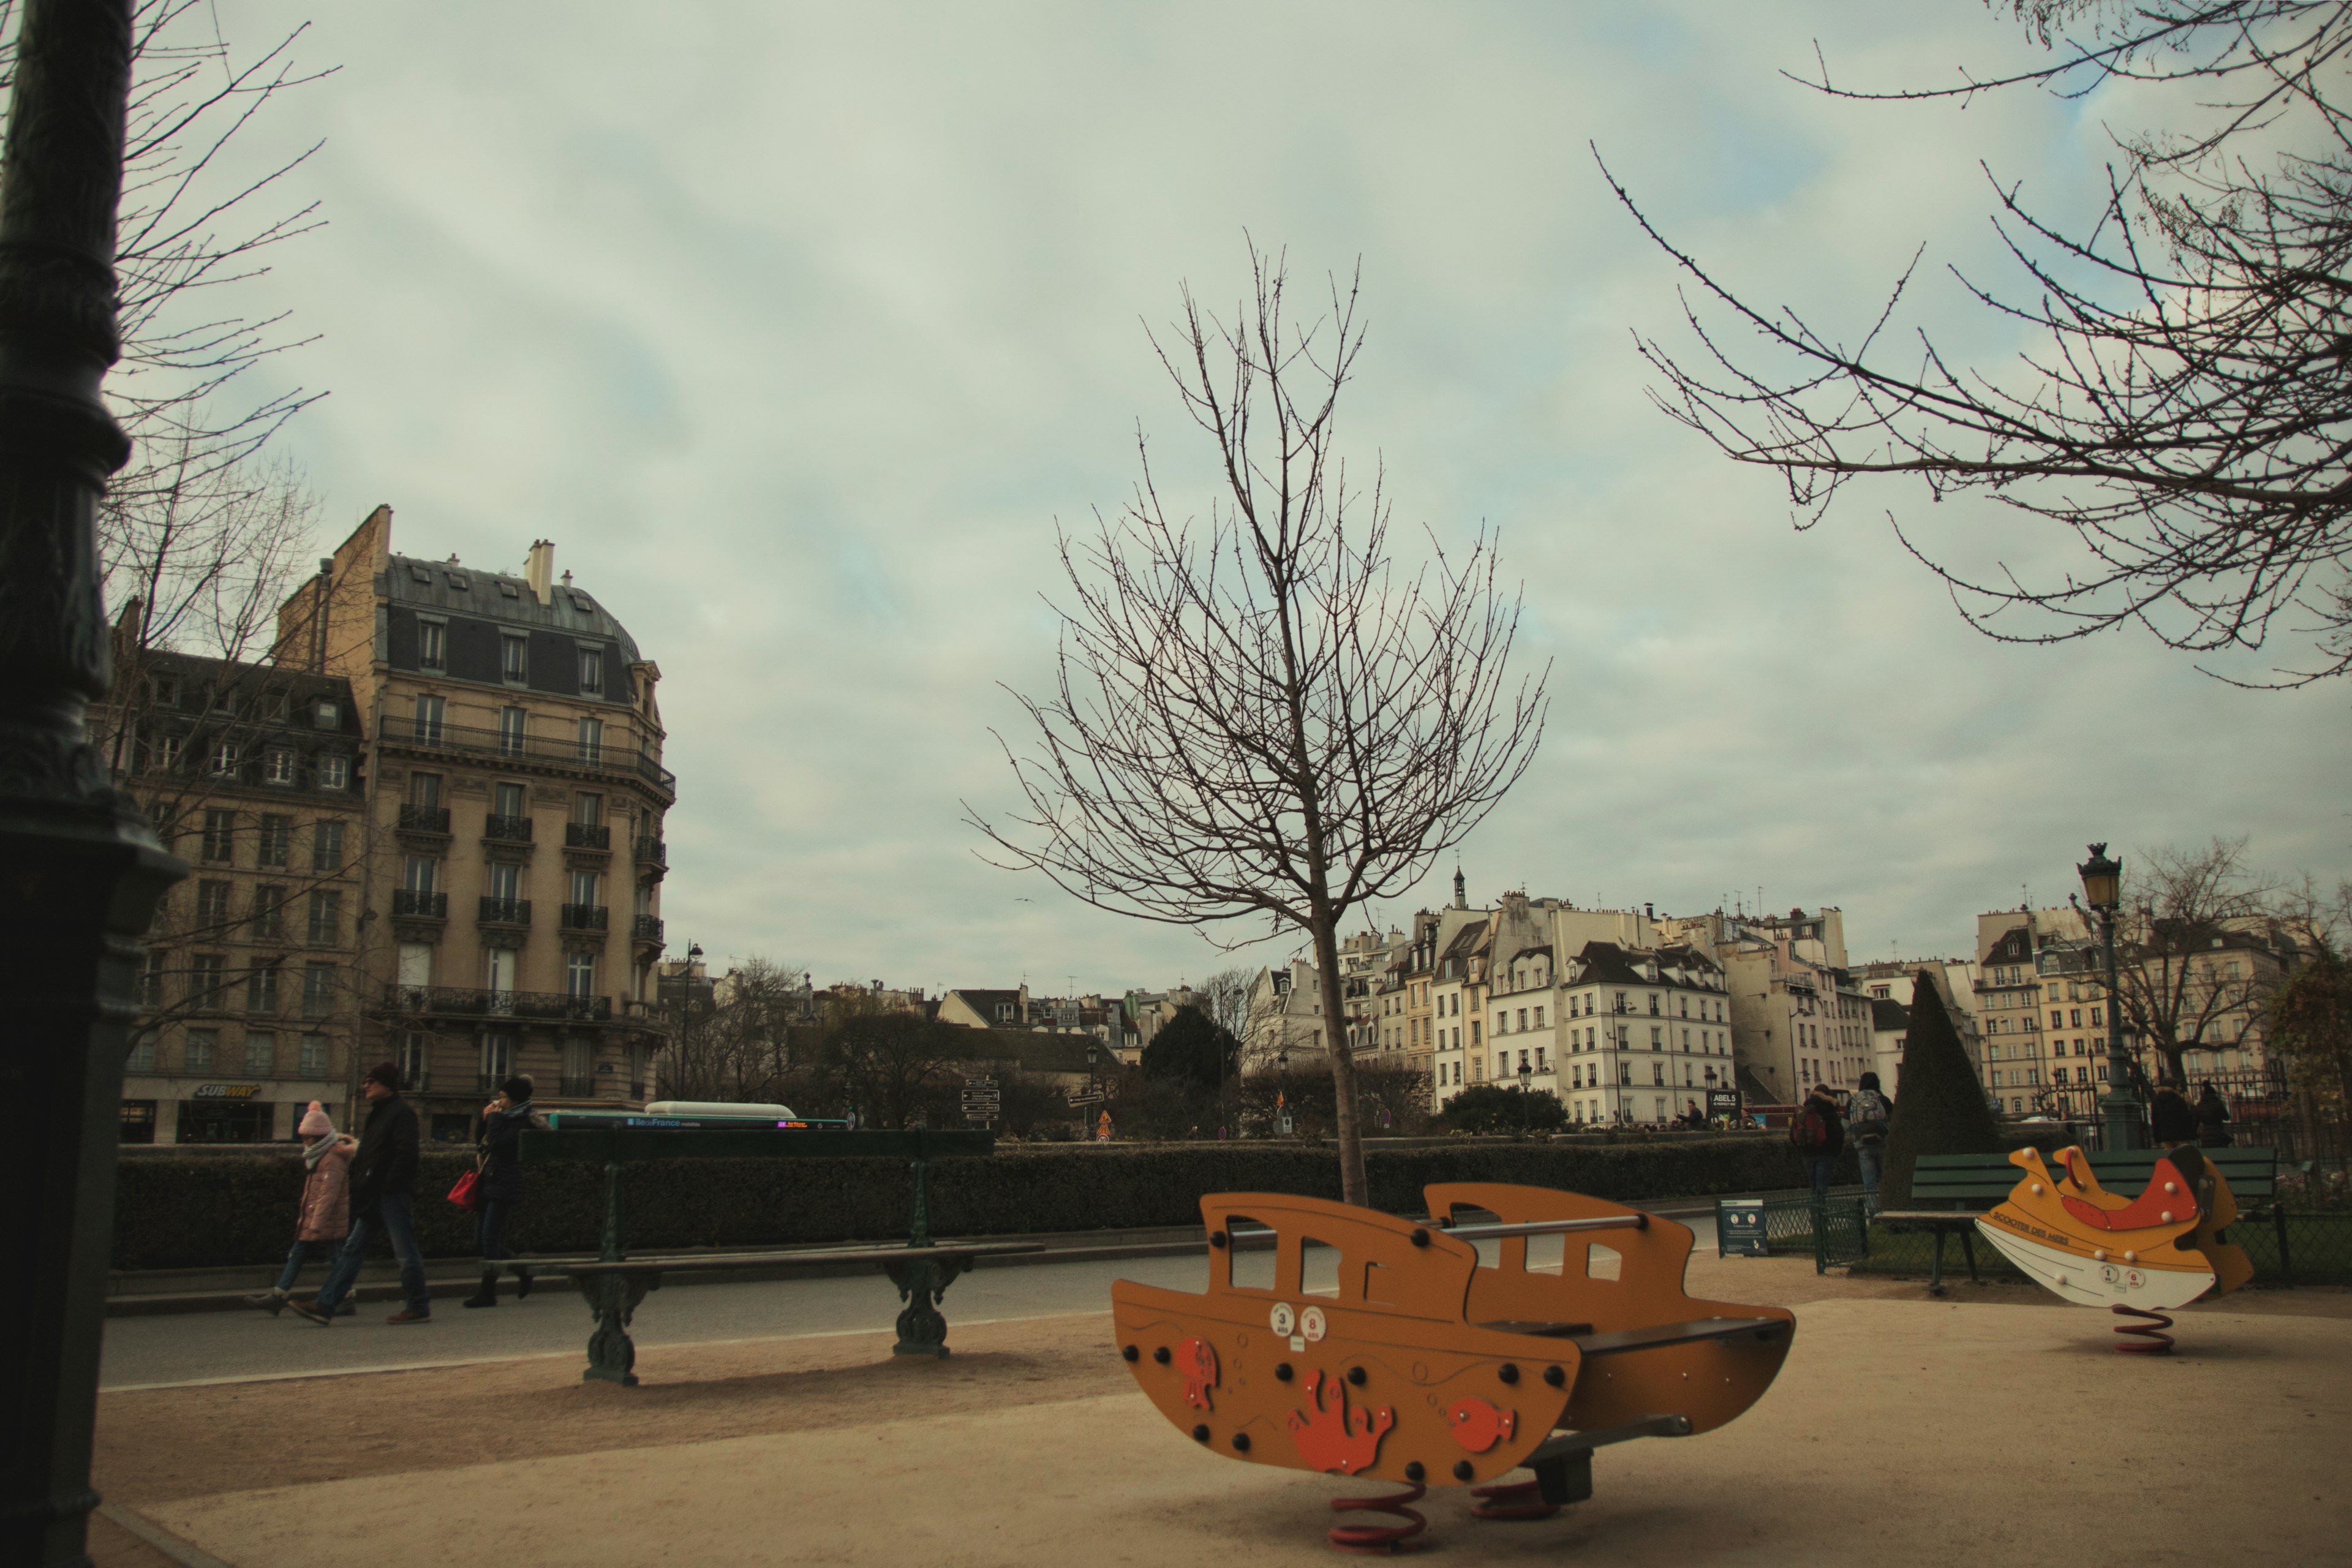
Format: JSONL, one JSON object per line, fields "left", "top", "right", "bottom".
{"left": 392, "top": 889, "right": 447, "bottom": 919}
{"left": 379, "top": 717, "right": 677, "bottom": 795}
{"left": 633, "top": 838, "right": 666, "bottom": 866}
{"left": 632, "top": 914, "right": 664, "bottom": 943}
{"left": 559, "top": 1075, "right": 597, "bottom": 1098}
{"left": 560, "top": 903, "right": 608, "bottom": 930}
{"left": 398, "top": 803, "right": 451, "bottom": 834}
{"left": 565, "top": 823, "right": 611, "bottom": 850}
{"left": 383, "top": 984, "right": 613, "bottom": 1022}
{"left": 484, "top": 814, "right": 533, "bottom": 842}
{"left": 478, "top": 896, "right": 532, "bottom": 925}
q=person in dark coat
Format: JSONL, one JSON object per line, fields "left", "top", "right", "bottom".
{"left": 2149, "top": 1084, "right": 2198, "bottom": 1147}
{"left": 2195, "top": 1082, "right": 2233, "bottom": 1148}
{"left": 462, "top": 1075, "right": 541, "bottom": 1308}
{"left": 291, "top": 1063, "right": 430, "bottom": 1325}
{"left": 1794, "top": 1085, "right": 1844, "bottom": 1196}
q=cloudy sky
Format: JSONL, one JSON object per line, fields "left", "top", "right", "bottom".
{"left": 173, "top": 2, "right": 2349, "bottom": 992}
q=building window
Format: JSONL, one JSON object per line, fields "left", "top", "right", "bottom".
{"left": 137, "top": 951, "right": 167, "bottom": 1009}
{"left": 482, "top": 1031, "right": 515, "bottom": 1083}
{"left": 263, "top": 748, "right": 296, "bottom": 785}
{"left": 398, "top": 1031, "right": 428, "bottom": 1088}
{"left": 251, "top": 884, "right": 285, "bottom": 939}
{"left": 257, "top": 814, "right": 290, "bottom": 867}
{"left": 189, "top": 954, "right": 227, "bottom": 1009}
{"left": 1651, "top": 1026, "right": 1663, "bottom": 1051}
{"left": 579, "top": 647, "right": 604, "bottom": 695}
{"left": 184, "top": 1028, "right": 216, "bottom": 1072}
{"left": 569, "top": 868, "right": 598, "bottom": 907}
{"left": 200, "top": 808, "right": 235, "bottom": 862}
{"left": 502, "top": 635, "right": 528, "bottom": 683}
{"left": 403, "top": 855, "right": 438, "bottom": 894}
{"left": 576, "top": 717, "right": 603, "bottom": 764}
{"left": 127, "top": 1030, "right": 157, "bottom": 1074}
{"left": 311, "top": 818, "right": 344, "bottom": 872}
{"left": 1534, "top": 1006, "right": 1544, "bottom": 1027}
{"left": 244, "top": 1030, "right": 275, "bottom": 1074}
{"left": 195, "top": 880, "right": 231, "bottom": 929}
{"left": 314, "top": 698, "right": 339, "bottom": 729}
{"left": 318, "top": 753, "right": 350, "bottom": 790}
{"left": 1470, "top": 1020, "right": 1481, "bottom": 1046}
{"left": 148, "top": 732, "right": 182, "bottom": 774}
{"left": 414, "top": 693, "right": 445, "bottom": 743}
{"left": 565, "top": 949, "right": 596, "bottom": 1000}
{"left": 307, "top": 890, "right": 341, "bottom": 946}
{"left": 418, "top": 620, "right": 447, "bottom": 671}
{"left": 208, "top": 738, "right": 238, "bottom": 777}
{"left": 300, "top": 1033, "right": 328, "bottom": 1079}
{"left": 499, "top": 707, "right": 527, "bottom": 756}
{"left": 246, "top": 959, "right": 281, "bottom": 1016}
{"left": 303, "top": 963, "right": 336, "bottom": 1018}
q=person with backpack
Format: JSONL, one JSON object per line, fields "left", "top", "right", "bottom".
{"left": 1790, "top": 1084, "right": 1844, "bottom": 1197}
{"left": 1847, "top": 1072, "right": 1894, "bottom": 1215}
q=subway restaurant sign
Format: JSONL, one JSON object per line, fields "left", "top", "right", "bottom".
{"left": 191, "top": 1083, "right": 263, "bottom": 1100}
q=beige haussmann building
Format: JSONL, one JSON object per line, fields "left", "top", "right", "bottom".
{"left": 277, "top": 506, "right": 675, "bottom": 1142}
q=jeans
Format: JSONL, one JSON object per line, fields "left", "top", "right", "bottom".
{"left": 1807, "top": 1155, "right": 1838, "bottom": 1197}
{"left": 315, "top": 1191, "right": 429, "bottom": 1314}
{"left": 1856, "top": 1143, "right": 1884, "bottom": 1212}
{"left": 476, "top": 1196, "right": 514, "bottom": 1262}
{"left": 274, "top": 1237, "right": 330, "bottom": 1294}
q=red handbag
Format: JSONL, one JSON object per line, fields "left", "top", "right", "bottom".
{"left": 447, "top": 1166, "right": 484, "bottom": 1212}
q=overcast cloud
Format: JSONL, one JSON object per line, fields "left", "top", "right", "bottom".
{"left": 188, "top": 2, "right": 2351, "bottom": 991}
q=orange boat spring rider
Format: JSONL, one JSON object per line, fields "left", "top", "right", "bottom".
{"left": 1111, "top": 1185, "right": 1794, "bottom": 1548}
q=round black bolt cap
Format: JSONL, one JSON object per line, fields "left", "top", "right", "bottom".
{"left": 1404, "top": 1461, "right": 1426, "bottom": 1483}
{"left": 1121, "top": 1344, "right": 1139, "bottom": 1362}
{"left": 1192, "top": 1424, "right": 1210, "bottom": 1443}
{"left": 1210, "top": 1230, "right": 1228, "bottom": 1248}
{"left": 1153, "top": 1346, "right": 1172, "bottom": 1365}
{"left": 1346, "top": 1366, "right": 1366, "bottom": 1386}
{"left": 1232, "top": 1433, "right": 1252, "bottom": 1452}
{"left": 1452, "top": 1460, "right": 1475, "bottom": 1481}
{"left": 1543, "top": 1364, "right": 1565, "bottom": 1387}
{"left": 1275, "top": 1362, "right": 1294, "bottom": 1382}
{"left": 1498, "top": 1363, "right": 1520, "bottom": 1385}
{"left": 1410, "top": 1227, "right": 1430, "bottom": 1248}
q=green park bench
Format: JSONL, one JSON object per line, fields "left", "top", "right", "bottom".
{"left": 1874, "top": 1147, "right": 2280, "bottom": 1295}
{"left": 519, "top": 1125, "right": 1043, "bottom": 1385}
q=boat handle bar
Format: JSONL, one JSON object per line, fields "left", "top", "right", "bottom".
{"left": 1219, "top": 1213, "right": 1648, "bottom": 1243}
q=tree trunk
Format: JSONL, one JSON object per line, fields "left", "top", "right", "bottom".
{"left": 1310, "top": 912, "right": 1368, "bottom": 1207}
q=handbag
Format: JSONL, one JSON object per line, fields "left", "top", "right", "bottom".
{"left": 447, "top": 1164, "right": 484, "bottom": 1212}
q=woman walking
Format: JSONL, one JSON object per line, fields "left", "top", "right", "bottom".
{"left": 246, "top": 1102, "right": 356, "bottom": 1314}
{"left": 2195, "top": 1082, "right": 2233, "bottom": 1148}
{"left": 462, "top": 1075, "right": 540, "bottom": 1308}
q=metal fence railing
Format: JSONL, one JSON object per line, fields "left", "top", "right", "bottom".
{"left": 1716, "top": 1191, "right": 1870, "bottom": 1274}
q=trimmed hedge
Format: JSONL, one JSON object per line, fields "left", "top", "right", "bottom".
{"left": 112, "top": 1136, "right": 1853, "bottom": 1271}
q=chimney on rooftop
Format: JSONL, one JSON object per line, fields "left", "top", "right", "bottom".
{"left": 524, "top": 540, "right": 555, "bottom": 605}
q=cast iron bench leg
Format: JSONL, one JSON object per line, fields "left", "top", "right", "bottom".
{"left": 883, "top": 1253, "right": 975, "bottom": 1358}
{"left": 1960, "top": 1227, "right": 1980, "bottom": 1286}
{"left": 576, "top": 1271, "right": 658, "bottom": 1387}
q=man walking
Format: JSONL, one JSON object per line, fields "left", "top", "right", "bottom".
{"left": 291, "top": 1063, "right": 430, "bottom": 1325}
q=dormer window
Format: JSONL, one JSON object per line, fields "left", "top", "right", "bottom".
{"left": 447, "top": 572, "right": 469, "bottom": 590}
{"left": 499, "top": 581, "right": 520, "bottom": 598}
{"left": 314, "top": 698, "right": 339, "bottom": 729}
{"left": 418, "top": 620, "right": 447, "bottom": 672}
{"left": 579, "top": 647, "right": 604, "bottom": 695}
{"left": 409, "top": 565, "right": 430, "bottom": 584}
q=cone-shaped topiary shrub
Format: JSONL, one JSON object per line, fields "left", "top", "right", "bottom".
{"left": 1877, "top": 968, "right": 2003, "bottom": 1208}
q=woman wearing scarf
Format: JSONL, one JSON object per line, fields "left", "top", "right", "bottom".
{"left": 246, "top": 1102, "right": 357, "bottom": 1314}
{"left": 462, "top": 1074, "right": 541, "bottom": 1308}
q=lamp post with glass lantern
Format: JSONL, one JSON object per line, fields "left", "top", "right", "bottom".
{"left": 2077, "top": 843, "right": 2145, "bottom": 1152}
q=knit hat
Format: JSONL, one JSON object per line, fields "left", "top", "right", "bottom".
{"left": 297, "top": 1101, "right": 334, "bottom": 1138}
{"left": 365, "top": 1061, "right": 401, "bottom": 1091}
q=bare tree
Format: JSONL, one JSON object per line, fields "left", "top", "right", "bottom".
{"left": 1603, "top": 1, "right": 2352, "bottom": 684}
{"left": 657, "top": 957, "right": 819, "bottom": 1104}
{"left": 969, "top": 247, "right": 1548, "bottom": 1205}
{"left": 2108, "top": 838, "right": 2299, "bottom": 1087}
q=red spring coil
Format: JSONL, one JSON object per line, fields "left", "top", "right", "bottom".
{"left": 1469, "top": 1479, "right": 1560, "bottom": 1521}
{"left": 2111, "top": 1303, "right": 2175, "bottom": 1354}
{"left": 1327, "top": 1482, "right": 1427, "bottom": 1554}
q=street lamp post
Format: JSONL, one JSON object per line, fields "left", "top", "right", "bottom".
{"left": 2078, "top": 843, "right": 2145, "bottom": 1152}
{"left": 0, "top": 6, "right": 188, "bottom": 1564}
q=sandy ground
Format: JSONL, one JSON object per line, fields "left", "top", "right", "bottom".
{"left": 90, "top": 1257, "right": 2352, "bottom": 1567}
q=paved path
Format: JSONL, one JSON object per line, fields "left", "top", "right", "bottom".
{"left": 98, "top": 1251, "right": 1216, "bottom": 1390}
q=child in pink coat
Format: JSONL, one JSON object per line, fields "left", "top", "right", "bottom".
{"left": 247, "top": 1102, "right": 358, "bottom": 1315}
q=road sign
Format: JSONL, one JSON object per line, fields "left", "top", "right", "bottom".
{"left": 1718, "top": 1199, "right": 1768, "bottom": 1257}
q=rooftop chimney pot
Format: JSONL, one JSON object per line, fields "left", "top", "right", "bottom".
{"left": 524, "top": 540, "right": 556, "bottom": 605}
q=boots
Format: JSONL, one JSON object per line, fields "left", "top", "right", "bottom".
{"left": 461, "top": 1270, "right": 498, "bottom": 1308}
{"left": 513, "top": 1263, "right": 535, "bottom": 1300}
{"left": 246, "top": 1289, "right": 287, "bottom": 1316}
